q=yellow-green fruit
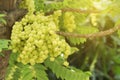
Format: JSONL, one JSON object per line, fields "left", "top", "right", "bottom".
{"left": 10, "top": 10, "right": 75, "bottom": 65}
{"left": 63, "top": 61, "right": 69, "bottom": 67}
{"left": 63, "top": 12, "right": 76, "bottom": 32}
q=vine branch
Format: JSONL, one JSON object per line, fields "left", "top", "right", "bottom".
{"left": 46, "top": 8, "right": 101, "bottom": 15}
{"left": 61, "top": 8, "right": 101, "bottom": 13}
{"left": 56, "top": 26, "right": 120, "bottom": 38}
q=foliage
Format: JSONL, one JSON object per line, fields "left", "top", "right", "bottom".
{"left": 10, "top": 10, "right": 78, "bottom": 65}
{"left": 4, "top": 0, "right": 120, "bottom": 80}
{"left": 5, "top": 52, "right": 90, "bottom": 80}
{"left": 0, "top": 39, "right": 9, "bottom": 56}
{"left": 44, "top": 57, "right": 91, "bottom": 80}
{"left": 5, "top": 0, "right": 93, "bottom": 80}
{"left": 0, "top": 14, "right": 6, "bottom": 24}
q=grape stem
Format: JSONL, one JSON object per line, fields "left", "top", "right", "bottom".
{"left": 56, "top": 25, "right": 120, "bottom": 38}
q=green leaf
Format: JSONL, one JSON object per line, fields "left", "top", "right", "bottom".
{"left": 0, "top": 18, "right": 6, "bottom": 24}
{"left": 0, "top": 14, "right": 6, "bottom": 17}
{"left": 34, "top": 0, "right": 45, "bottom": 11}
{"left": 113, "top": 55, "right": 120, "bottom": 64}
{"left": 0, "top": 39, "right": 10, "bottom": 49}
{"left": 9, "top": 52, "right": 19, "bottom": 65}
{"left": 5, "top": 65, "right": 17, "bottom": 80}
{"left": 12, "top": 68, "right": 21, "bottom": 80}
{"left": 34, "top": 64, "right": 48, "bottom": 80}
{"left": 0, "top": 14, "right": 6, "bottom": 24}
{"left": 20, "top": 65, "right": 33, "bottom": 80}
{"left": 113, "top": 65, "right": 120, "bottom": 75}
{"left": 44, "top": 59, "right": 91, "bottom": 80}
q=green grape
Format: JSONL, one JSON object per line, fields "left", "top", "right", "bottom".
{"left": 29, "top": 58, "right": 35, "bottom": 65}
{"left": 50, "top": 57, "right": 55, "bottom": 61}
{"left": 63, "top": 12, "right": 76, "bottom": 32}
{"left": 63, "top": 61, "right": 69, "bottom": 67}
{"left": 20, "top": 0, "right": 35, "bottom": 13}
{"left": 10, "top": 10, "right": 76, "bottom": 65}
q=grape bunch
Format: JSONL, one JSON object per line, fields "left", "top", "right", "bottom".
{"left": 10, "top": 11, "right": 73, "bottom": 65}
{"left": 20, "top": 0, "right": 35, "bottom": 13}
{"left": 63, "top": 12, "right": 76, "bottom": 32}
